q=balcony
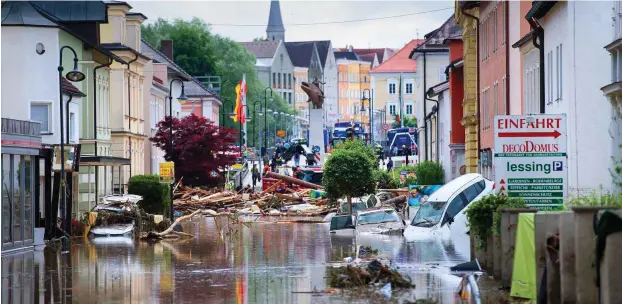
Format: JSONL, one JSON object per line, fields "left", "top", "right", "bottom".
{"left": 1, "top": 118, "right": 41, "bottom": 137}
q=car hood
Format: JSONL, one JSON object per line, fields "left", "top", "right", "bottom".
{"left": 356, "top": 221, "right": 404, "bottom": 235}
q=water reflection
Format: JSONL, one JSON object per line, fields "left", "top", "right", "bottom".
{"left": 2, "top": 218, "right": 469, "bottom": 303}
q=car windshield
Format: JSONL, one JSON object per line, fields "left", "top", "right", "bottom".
{"left": 410, "top": 201, "right": 447, "bottom": 227}
{"left": 357, "top": 210, "right": 400, "bottom": 225}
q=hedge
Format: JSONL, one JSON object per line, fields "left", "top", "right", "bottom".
{"left": 128, "top": 174, "right": 171, "bottom": 217}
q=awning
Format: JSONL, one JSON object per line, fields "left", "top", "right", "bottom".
{"left": 80, "top": 156, "right": 131, "bottom": 166}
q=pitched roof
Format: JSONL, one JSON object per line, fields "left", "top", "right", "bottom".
{"left": 411, "top": 16, "right": 460, "bottom": 55}
{"left": 336, "top": 48, "right": 388, "bottom": 62}
{"left": 370, "top": 39, "right": 422, "bottom": 74}
{"left": 141, "top": 39, "right": 191, "bottom": 81}
{"left": 184, "top": 78, "right": 217, "bottom": 98}
{"left": 266, "top": 0, "right": 284, "bottom": 33}
{"left": 240, "top": 40, "right": 280, "bottom": 59}
{"left": 1, "top": 1, "right": 59, "bottom": 27}
{"left": 334, "top": 51, "right": 359, "bottom": 61}
{"left": 62, "top": 77, "right": 86, "bottom": 97}
{"left": 358, "top": 53, "right": 376, "bottom": 64}
{"left": 284, "top": 42, "right": 316, "bottom": 67}
{"left": 292, "top": 40, "right": 331, "bottom": 67}
{"left": 30, "top": 1, "right": 108, "bottom": 23}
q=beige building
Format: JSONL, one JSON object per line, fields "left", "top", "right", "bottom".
{"left": 100, "top": 3, "right": 150, "bottom": 190}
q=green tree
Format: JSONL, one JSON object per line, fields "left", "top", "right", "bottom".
{"left": 142, "top": 18, "right": 295, "bottom": 148}
{"left": 391, "top": 115, "right": 417, "bottom": 128}
{"left": 324, "top": 140, "right": 376, "bottom": 214}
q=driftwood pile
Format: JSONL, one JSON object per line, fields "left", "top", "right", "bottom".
{"left": 173, "top": 172, "right": 331, "bottom": 216}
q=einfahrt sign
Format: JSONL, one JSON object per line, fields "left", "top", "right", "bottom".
{"left": 494, "top": 114, "right": 568, "bottom": 210}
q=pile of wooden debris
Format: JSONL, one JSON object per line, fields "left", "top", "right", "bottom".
{"left": 173, "top": 172, "right": 333, "bottom": 216}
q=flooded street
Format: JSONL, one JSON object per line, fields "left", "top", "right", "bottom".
{"left": 2, "top": 218, "right": 469, "bottom": 303}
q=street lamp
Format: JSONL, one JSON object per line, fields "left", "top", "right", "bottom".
{"left": 220, "top": 98, "right": 234, "bottom": 128}
{"left": 263, "top": 87, "right": 273, "bottom": 156}
{"left": 361, "top": 88, "right": 372, "bottom": 145}
{"left": 58, "top": 45, "right": 85, "bottom": 235}
{"left": 253, "top": 100, "right": 263, "bottom": 149}
{"left": 167, "top": 78, "right": 188, "bottom": 219}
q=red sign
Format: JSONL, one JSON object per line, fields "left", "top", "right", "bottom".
{"left": 382, "top": 123, "right": 389, "bottom": 131}
{"left": 498, "top": 130, "right": 562, "bottom": 139}
{"left": 496, "top": 117, "right": 562, "bottom": 130}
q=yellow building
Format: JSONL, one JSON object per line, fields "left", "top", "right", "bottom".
{"left": 335, "top": 52, "right": 371, "bottom": 125}
{"left": 455, "top": 2, "right": 480, "bottom": 173}
{"left": 99, "top": 3, "right": 150, "bottom": 190}
{"left": 293, "top": 67, "right": 309, "bottom": 137}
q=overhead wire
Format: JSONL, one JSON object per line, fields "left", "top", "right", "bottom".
{"left": 206, "top": 7, "right": 453, "bottom": 27}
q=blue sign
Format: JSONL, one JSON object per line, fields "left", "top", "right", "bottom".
{"left": 284, "top": 143, "right": 291, "bottom": 149}
{"left": 312, "top": 145, "right": 320, "bottom": 153}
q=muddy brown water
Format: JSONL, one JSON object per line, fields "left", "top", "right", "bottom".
{"left": 2, "top": 218, "right": 469, "bottom": 303}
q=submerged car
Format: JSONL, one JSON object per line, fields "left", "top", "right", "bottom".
{"left": 89, "top": 194, "right": 143, "bottom": 237}
{"left": 330, "top": 207, "right": 405, "bottom": 236}
{"left": 403, "top": 174, "right": 494, "bottom": 254}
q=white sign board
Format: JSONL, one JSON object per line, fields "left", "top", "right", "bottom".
{"left": 494, "top": 114, "right": 567, "bottom": 210}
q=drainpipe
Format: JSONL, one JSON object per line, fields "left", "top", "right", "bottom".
{"left": 65, "top": 95, "right": 73, "bottom": 144}
{"left": 527, "top": 17, "right": 545, "bottom": 114}
{"left": 461, "top": 7, "right": 481, "bottom": 171}
{"left": 127, "top": 54, "right": 139, "bottom": 180}
{"left": 93, "top": 58, "right": 113, "bottom": 202}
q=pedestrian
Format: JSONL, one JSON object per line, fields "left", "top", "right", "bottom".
{"left": 392, "top": 146, "right": 398, "bottom": 156}
{"left": 403, "top": 145, "right": 409, "bottom": 164}
{"left": 294, "top": 151, "right": 300, "bottom": 167}
{"left": 263, "top": 163, "right": 271, "bottom": 176}
{"left": 387, "top": 157, "right": 393, "bottom": 172}
{"left": 271, "top": 154, "right": 277, "bottom": 171}
{"left": 252, "top": 164, "right": 259, "bottom": 188}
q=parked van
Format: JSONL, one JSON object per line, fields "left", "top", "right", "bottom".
{"left": 403, "top": 173, "right": 494, "bottom": 250}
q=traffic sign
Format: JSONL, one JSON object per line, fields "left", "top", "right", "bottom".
{"left": 494, "top": 114, "right": 567, "bottom": 210}
{"left": 159, "top": 162, "right": 175, "bottom": 184}
{"left": 382, "top": 123, "right": 389, "bottom": 131}
{"left": 277, "top": 130, "right": 286, "bottom": 137}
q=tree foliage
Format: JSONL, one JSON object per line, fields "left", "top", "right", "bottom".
{"left": 414, "top": 161, "right": 445, "bottom": 185}
{"left": 323, "top": 149, "right": 377, "bottom": 202}
{"left": 464, "top": 194, "right": 527, "bottom": 250}
{"left": 128, "top": 175, "right": 171, "bottom": 217}
{"left": 150, "top": 114, "right": 238, "bottom": 187}
{"left": 391, "top": 115, "right": 417, "bottom": 128}
{"left": 142, "top": 18, "right": 296, "bottom": 148}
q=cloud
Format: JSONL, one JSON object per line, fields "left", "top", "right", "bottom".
{"left": 130, "top": 0, "right": 453, "bottom": 48}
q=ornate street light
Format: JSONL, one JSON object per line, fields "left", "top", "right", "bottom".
{"left": 167, "top": 78, "right": 187, "bottom": 218}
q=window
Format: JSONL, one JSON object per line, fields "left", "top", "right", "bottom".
{"left": 501, "top": 77, "right": 506, "bottom": 115}
{"left": 494, "top": 82, "right": 498, "bottom": 115}
{"left": 69, "top": 112, "right": 76, "bottom": 143}
{"left": 278, "top": 73, "right": 281, "bottom": 87}
{"left": 288, "top": 92, "right": 292, "bottom": 104}
{"left": 406, "top": 104, "right": 413, "bottom": 115}
{"left": 288, "top": 73, "right": 292, "bottom": 88}
{"left": 405, "top": 82, "right": 413, "bottom": 94}
{"left": 501, "top": 2, "right": 506, "bottom": 45}
{"left": 272, "top": 73, "right": 276, "bottom": 87}
{"left": 462, "top": 182, "right": 485, "bottom": 204}
{"left": 443, "top": 194, "right": 467, "bottom": 225}
{"left": 556, "top": 44, "right": 562, "bottom": 101}
{"left": 493, "top": 9, "right": 497, "bottom": 52}
{"left": 389, "top": 104, "right": 397, "bottom": 115}
{"left": 30, "top": 103, "right": 51, "bottom": 133}
{"left": 389, "top": 83, "right": 396, "bottom": 94}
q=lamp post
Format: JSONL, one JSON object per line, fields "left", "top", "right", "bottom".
{"left": 220, "top": 98, "right": 234, "bottom": 127}
{"left": 168, "top": 78, "right": 188, "bottom": 219}
{"left": 230, "top": 104, "right": 249, "bottom": 157}
{"left": 266, "top": 109, "right": 273, "bottom": 147}
{"left": 360, "top": 88, "right": 372, "bottom": 145}
{"left": 253, "top": 100, "right": 263, "bottom": 149}
{"left": 274, "top": 112, "right": 280, "bottom": 145}
{"left": 58, "top": 46, "right": 85, "bottom": 235}
{"left": 263, "top": 87, "right": 273, "bottom": 156}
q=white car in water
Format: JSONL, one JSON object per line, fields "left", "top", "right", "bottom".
{"left": 403, "top": 173, "right": 495, "bottom": 258}
{"left": 330, "top": 207, "right": 406, "bottom": 236}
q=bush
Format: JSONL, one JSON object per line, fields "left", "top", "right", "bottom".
{"left": 323, "top": 148, "right": 376, "bottom": 206}
{"left": 334, "top": 139, "right": 375, "bottom": 163}
{"left": 464, "top": 194, "right": 527, "bottom": 250}
{"left": 375, "top": 170, "right": 400, "bottom": 189}
{"left": 567, "top": 187, "right": 622, "bottom": 209}
{"left": 128, "top": 174, "right": 171, "bottom": 217}
{"left": 414, "top": 161, "right": 445, "bottom": 185}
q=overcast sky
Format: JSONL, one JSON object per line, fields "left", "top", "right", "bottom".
{"left": 129, "top": 0, "right": 454, "bottom": 49}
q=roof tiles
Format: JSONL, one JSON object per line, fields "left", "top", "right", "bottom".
{"left": 370, "top": 39, "right": 424, "bottom": 74}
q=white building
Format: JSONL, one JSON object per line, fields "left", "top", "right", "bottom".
{"left": 530, "top": 1, "right": 614, "bottom": 194}
{"left": 427, "top": 81, "right": 452, "bottom": 180}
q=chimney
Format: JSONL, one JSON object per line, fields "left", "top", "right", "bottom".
{"left": 161, "top": 40, "right": 174, "bottom": 61}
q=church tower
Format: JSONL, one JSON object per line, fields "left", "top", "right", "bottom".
{"left": 266, "top": 0, "right": 285, "bottom": 41}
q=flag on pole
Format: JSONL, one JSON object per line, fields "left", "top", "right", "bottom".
{"left": 233, "top": 79, "right": 247, "bottom": 123}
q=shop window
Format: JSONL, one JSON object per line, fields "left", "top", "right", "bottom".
{"left": 13, "top": 155, "right": 21, "bottom": 242}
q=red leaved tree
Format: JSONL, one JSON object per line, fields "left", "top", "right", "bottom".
{"left": 150, "top": 114, "right": 238, "bottom": 187}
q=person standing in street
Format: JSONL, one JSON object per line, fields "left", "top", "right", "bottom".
{"left": 294, "top": 151, "right": 300, "bottom": 167}
{"left": 252, "top": 164, "right": 260, "bottom": 189}
{"left": 387, "top": 157, "right": 393, "bottom": 172}
{"left": 392, "top": 146, "right": 398, "bottom": 156}
{"left": 403, "top": 145, "right": 409, "bottom": 165}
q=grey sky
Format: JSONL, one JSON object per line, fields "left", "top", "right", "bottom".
{"left": 129, "top": 0, "right": 454, "bottom": 49}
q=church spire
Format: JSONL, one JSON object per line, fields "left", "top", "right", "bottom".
{"left": 266, "top": 0, "right": 285, "bottom": 41}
